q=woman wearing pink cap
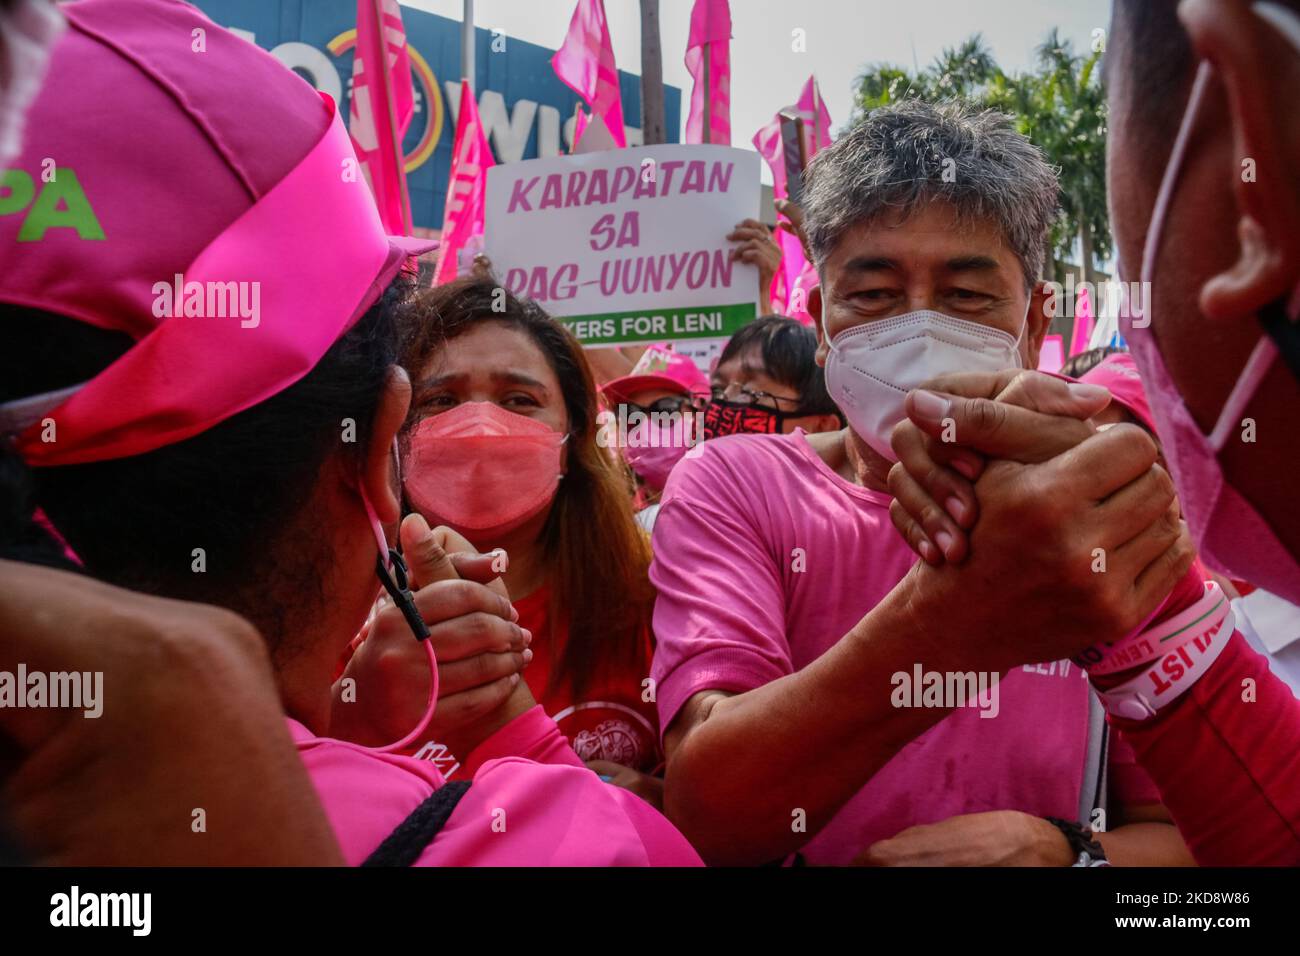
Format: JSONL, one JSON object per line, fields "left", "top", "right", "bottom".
{"left": 0, "top": 0, "right": 697, "bottom": 866}
{"left": 375, "top": 277, "right": 667, "bottom": 808}
{"left": 598, "top": 344, "right": 709, "bottom": 526}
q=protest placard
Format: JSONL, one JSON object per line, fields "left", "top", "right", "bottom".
{"left": 484, "top": 144, "right": 761, "bottom": 347}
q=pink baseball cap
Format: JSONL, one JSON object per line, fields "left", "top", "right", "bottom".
{"left": 0, "top": 0, "right": 436, "bottom": 466}
{"left": 600, "top": 346, "right": 709, "bottom": 407}
{"left": 1078, "top": 352, "right": 1155, "bottom": 431}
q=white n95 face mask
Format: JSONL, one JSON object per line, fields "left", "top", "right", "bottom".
{"left": 824, "top": 307, "right": 1026, "bottom": 462}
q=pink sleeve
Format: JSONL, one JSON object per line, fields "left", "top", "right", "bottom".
{"left": 293, "top": 720, "right": 701, "bottom": 866}
{"left": 460, "top": 704, "right": 586, "bottom": 777}
{"left": 1114, "top": 632, "right": 1300, "bottom": 864}
{"left": 649, "top": 441, "right": 794, "bottom": 736}
{"left": 427, "top": 757, "right": 702, "bottom": 866}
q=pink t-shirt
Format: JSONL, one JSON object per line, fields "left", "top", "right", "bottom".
{"left": 291, "top": 705, "right": 700, "bottom": 866}
{"left": 649, "top": 429, "right": 1158, "bottom": 865}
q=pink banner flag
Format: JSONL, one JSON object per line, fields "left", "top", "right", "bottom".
{"left": 573, "top": 106, "right": 589, "bottom": 148}
{"left": 552, "top": 0, "right": 626, "bottom": 150}
{"left": 434, "top": 80, "right": 496, "bottom": 285}
{"left": 1038, "top": 334, "right": 1066, "bottom": 374}
{"left": 684, "top": 0, "right": 731, "bottom": 145}
{"left": 753, "top": 75, "right": 832, "bottom": 323}
{"left": 1069, "top": 282, "right": 1095, "bottom": 356}
{"left": 348, "top": 0, "right": 415, "bottom": 234}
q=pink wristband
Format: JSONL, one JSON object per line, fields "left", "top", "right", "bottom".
{"left": 1095, "top": 602, "right": 1235, "bottom": 720}
{"left": 1087, "top": 581, "right": 1229, "bottom": 677}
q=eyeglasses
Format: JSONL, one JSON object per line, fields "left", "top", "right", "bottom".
{"left": 710, "top": 381, "right": 804, "bottom": 413}
{"left": 622, "top": 395, "right": 707, "bottom": 417}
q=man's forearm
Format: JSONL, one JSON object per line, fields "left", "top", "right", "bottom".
{"left": 1096, "top": 823, "right": 1196, "bottom": 866}
{"left": 664, "top": 568, "right": 977, "bottom": 866}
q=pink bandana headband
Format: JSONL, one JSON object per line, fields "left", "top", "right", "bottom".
{"left": 5, "top": 94, "right": 429, "bottom": 467}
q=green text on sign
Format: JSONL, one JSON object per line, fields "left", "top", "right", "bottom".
{"left": 563, "top": 302, "right": 756, "bottom": 347}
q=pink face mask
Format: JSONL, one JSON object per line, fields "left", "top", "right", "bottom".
{"left": 623, "top": 417, "right": 694, "bottom": 493}
{"left": 1121, "top": 36, "right": 1300, "bottom": 603}
{"left": 403, "top": 402, "right": 567, "bottom": 536}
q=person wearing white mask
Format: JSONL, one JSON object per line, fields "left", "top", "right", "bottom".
{"left": 650, "top": 100, "right": 1196, "bottom": 867}
{"left": 884, "top": 0, "right": 1300, "bottom": 865}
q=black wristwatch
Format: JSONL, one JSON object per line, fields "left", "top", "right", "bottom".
{"left": 1045, "top": 817, "right": 1110, "bottom": 867}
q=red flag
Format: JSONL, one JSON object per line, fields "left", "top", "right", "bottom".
{"left": 434, "top": 81, "right": 495, "bottom": 285}
{"left": 348, "top": 0, "right": 415, "bottom": 234}
{"left": 685, "top": 0, "right": 731, "bottom": 145}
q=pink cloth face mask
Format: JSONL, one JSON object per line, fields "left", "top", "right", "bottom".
{"left": 1121, "top": 39, "right": 1300, "bottom": 602}
{"left": 623, "top": 416, "right": 692, "bottom": 493}
{"left": 404, "top": 402, "right": 567, "bottom": 535}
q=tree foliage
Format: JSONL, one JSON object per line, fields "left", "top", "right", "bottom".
{"left": 851, "top": 31, "right": 1110, "bottom": 280}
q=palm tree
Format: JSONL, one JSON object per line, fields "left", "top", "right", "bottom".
{"left": 930, "top": 35, "right": 1000, "bottom": 99}
{"left": 851, "top": 30, "right": 1111, "bottom": 286}
{"left": 1025, "top": 29, "right": 1110, "bottom": 285}
{"left": 852, "top": 34, "right": 1001, "bottom": 113}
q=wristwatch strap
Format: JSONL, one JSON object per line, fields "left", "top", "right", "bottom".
{"left": 1045, "top": 817, "right": 1109, "bottom": 867}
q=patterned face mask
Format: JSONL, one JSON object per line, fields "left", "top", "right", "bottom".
{"left": 702, "top": 399, "right": 796, "bottom": 440}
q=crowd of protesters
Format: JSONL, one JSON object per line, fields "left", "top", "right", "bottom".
{"left": 1, "top": 0, "right": 1298, "bottom": 869}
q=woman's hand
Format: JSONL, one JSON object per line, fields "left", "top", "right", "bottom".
{"left": 330, "top": 515, "right": 536, "bottom": 758}
{"left": 585, "top": 759, "right": 665, "bottom": 812}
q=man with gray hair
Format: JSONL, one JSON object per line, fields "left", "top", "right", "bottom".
{"left": 884, "top": 0, "right": 1300, "bottom": 866}
{"left": 802, "top": 99, "right": 1058, "bottom": 299}
{"left": 649, "top": 99, "right": 1194, "bottom": 866}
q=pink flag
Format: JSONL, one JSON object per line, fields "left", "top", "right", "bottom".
{"left": 434, "top": 80, "right": 496, "bottom": 285}
{"left": 753, "top": 76, "right": 833, "bottom": 322}
{"left": 1069, "top": 283, "right": 1095, "bottom": 356}
{"left": 573, "top": 106, "right": 589, "bottom": 148}
{"left": 1038, "top": 334, "right": 1066, "bottom": 374}
{"left": 552, "top": 0, "right": 626, "bottom": 150}
{"left": 684, "top": 0, "right": 731, "bottom": 145}
{"left": 348, "top": 0, "right": 415, "bottom": 234}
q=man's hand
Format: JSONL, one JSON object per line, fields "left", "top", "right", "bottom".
{"left": 0, "top": 561, "right": 341, "bottom": 865}
{"left": 887, "top": 369, "right": 1195, "bottom": 668}
{"left": 887, "top": 370, "right": 1112, "bottom": 564}
{"left": 856, "top": 811, "right": 1074, "bottom": 867}
{"left": 774, "top": 197, "right": 811, "bottom": 262}
{"left": 330, "top": 515, "right": 535, "bottom": 757}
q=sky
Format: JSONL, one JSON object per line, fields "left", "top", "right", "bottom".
{"left": 403, "top": 0, "right": 1114, "bottom": 150}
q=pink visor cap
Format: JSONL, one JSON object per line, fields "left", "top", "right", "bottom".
{"left": 0, "top": 0, "right": 436, "bottom": 467}
{"left": 600, "top": 346, "right": 710, "bottom": 407}
{"left": 1078, "top": 352, "right": 1156, "bottom": 432}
